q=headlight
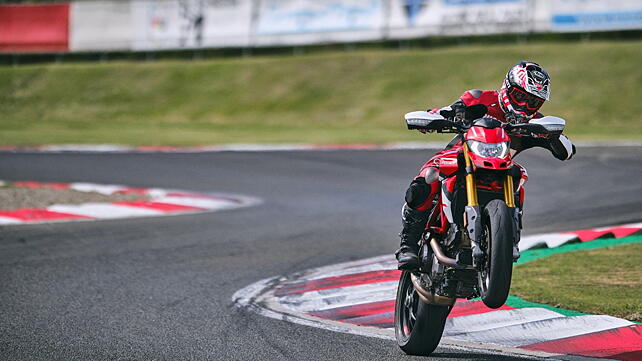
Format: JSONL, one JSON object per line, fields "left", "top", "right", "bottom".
{"left": 467, "top": 141, "right": 509, "bottom": 158}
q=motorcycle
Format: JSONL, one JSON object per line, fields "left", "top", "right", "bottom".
{"left": 394, "top": 104, "right": 566, "bottom": 355}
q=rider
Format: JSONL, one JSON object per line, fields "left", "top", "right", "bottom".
{"left": 396, "top": 61, "right": 576, "bottom": 270}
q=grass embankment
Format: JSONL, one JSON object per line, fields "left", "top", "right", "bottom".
{"left": 1, "top": 40, "right": 641, "bottom": 146}
{"left": 511, "top": 241, "right": 642, "bottom": 322}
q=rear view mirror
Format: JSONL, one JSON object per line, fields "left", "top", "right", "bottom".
{"left": 405, "top": 111, "right": 445, "bottom": 130}
{"left": 530, "top": 116, "right": 566, "bottom": 135}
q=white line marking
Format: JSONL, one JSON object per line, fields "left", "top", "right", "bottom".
{"left": 0, "top": 216, "right": 23, "bottom": 224}
{"left": 48, "top": 203, "right": 163, "bottom": 218}
{"left": 40, "top": 144, "right": 132, "bottom": 152}
{"left": 153, "top": 196, "right": 239, "bottom": 210}
{"left": 444, "top": 308, "right": 564, "bottom": 336}
{"left": 449, "top": 315, "right": 633, "bottom": 347}
{"left": 279, "top": 281, "right": 398, "bottom": 312}
{"left": 520, "top": 233, "right": 579, "bottom": 250}
{"left": 69, "top": 183, "right": 129, "bottom": 195}
{"left": 146, "top": 188, "right": 169, "bottom": 198}
{"left": 305, "top": 260, "right": 397, "bottom": 280}
{"left": 593, "top": 222, "right": 642, "bottom": 231}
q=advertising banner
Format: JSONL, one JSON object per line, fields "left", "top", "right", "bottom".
{"left": 70, "top": 1, "right": 133, "bottom": 51}
{"left": 0, "top": 4, "right": 69, "bottom": 52}
{"left": 388, "top": 0, "right": 531, "bottom": 38}
{"left": 256, "top": 0, "right": 384, "bottom": 34}
{"left": 254, "top": 0, "right": 386, "bottom": 46}
{"left": 132, "top": 0, "right": 252, "bottom": 50}
{"left": 6, "top": 0, "right": 641, "bottom": 54}
{"left": 550, "top": 0, "right": 642, "bottom": 32}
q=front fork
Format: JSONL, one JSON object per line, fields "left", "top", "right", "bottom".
{"left": 503, "top": 170, "right": 522, "bottom": 260}
{"left": 462, "top": 144, "right": 521, "bottom": 266}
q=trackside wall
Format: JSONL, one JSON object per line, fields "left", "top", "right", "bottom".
{"left": 1, "top": 0, "right": 641, "bottom": 53}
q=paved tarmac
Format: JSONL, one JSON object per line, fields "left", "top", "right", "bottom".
{"left": 1, "top": 146, "right": 641, "bottom": 360}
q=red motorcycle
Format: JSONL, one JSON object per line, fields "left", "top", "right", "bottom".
{"left": 394, "top": 105, "right": 566, "bottom": 355}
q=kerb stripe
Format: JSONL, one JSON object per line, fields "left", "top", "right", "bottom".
{"left": 275, "top": 270, "right": 401, "bottom": 297}
{"left": 0, "top": 208, "right": 91, "bottom": 221}
{"left": 521, "top": 324, "right": 642, "bottom": 359}
{"left": 447, "top": 299, "right": 514, "bottom": 318}
{"left": 308, "top": 300, "right": 395, "bottom": 321}
{"left": 112, "top": 201, "right": 205, "bottom": 213}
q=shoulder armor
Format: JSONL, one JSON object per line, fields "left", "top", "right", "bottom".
{"left": 468, "top": 89, "right": 483, "bottom": 99}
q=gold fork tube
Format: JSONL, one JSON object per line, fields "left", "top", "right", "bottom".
{"left": 504, "top": 175, "right": 515, "bottom": 207}
{"left": 462, "top": 143, "right": 479, "bottom": 207}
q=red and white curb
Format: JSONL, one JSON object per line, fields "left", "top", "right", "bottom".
{"left": 233, "top": 223, "right": 642, "bottom": 360}
{"left": 0, "top": 181, "right": 260, "bottom": 225}
{"left": 1, "top": 141, "right": 641, "bottom": 153}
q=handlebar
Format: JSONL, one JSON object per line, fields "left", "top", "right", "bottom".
{"left": 407, "top": 117, "right": 559, "bottom": 137}
{"left": 405, "top": 106, "right": 564, "bottom": 137}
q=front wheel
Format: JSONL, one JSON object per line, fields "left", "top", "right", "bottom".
{"left": 394, "top": 271, "right": 450, "bottom": 355}
{"left": 479, "top": 199, "right": 515, "bottom": 309}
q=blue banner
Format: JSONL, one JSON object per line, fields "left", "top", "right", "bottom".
{"left": 553, "top": 10, "right": 642, "bottom": 29}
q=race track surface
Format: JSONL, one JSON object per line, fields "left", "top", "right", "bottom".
{"left": 1, "top": 146, "right": 641, "bottom": 360}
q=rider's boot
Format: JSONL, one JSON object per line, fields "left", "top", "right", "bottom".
{"left": 395, "top": 203, "right": 429, "bottom": 270}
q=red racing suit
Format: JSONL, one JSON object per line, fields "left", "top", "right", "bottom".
{"left": 408, "top": 89, "right": 575, "bottom": 211}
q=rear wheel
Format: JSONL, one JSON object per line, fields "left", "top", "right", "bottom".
{"left": 479, "top": 199, "right": 514, "bottom": 309}
{"left": 394, "top": 271, "right": 450, "bottom": 355}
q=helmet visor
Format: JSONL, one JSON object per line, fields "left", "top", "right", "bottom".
{"left": 508, "top": 86, "right": 545, "bottom": 114}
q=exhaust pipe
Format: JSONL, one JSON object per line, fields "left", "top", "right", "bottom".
{"left": 410, "top": 273, "right": 455, "bottom": 306}
{"left": 429, "top": 238, "right": 475, "bottom": 269}
{"left": 408, "top": 237, "right": 476, "bottom": 306}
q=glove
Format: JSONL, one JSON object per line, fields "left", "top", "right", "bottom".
{"left": 553, "top": 134, "right": 575, "bottom": 160}
{"left": 505, "top": 110, "right": 528, "bottom": 124}
{"left": 438, "top": 100, "right": 466, "bottom": 121}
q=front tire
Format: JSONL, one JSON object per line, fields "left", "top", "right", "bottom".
{"left": 394, "top": 271, "right": 450, "bottom": 355}
{"left": 479, "top": 199, "right": 514, "bottom": 309}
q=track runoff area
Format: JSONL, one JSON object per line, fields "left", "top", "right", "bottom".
{"left": 235, "top": 223, "right": 642, "bottom": 361}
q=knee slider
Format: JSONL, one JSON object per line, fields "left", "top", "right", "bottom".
{"left": 405, "top": 178, "right": 430, "bottom": 209}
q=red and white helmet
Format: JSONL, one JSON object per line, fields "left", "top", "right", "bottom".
{"left": 499, "top": 61, "right": 550, "bottom": 121}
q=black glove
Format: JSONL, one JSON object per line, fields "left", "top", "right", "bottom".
{"left": 438, "top": 100, "right": 466, "bottom": 121}
{"left": 505, "top": 110, "right": 529, "bottom": 124}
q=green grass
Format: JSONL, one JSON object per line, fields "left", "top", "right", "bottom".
{"left": 511, "top": 242, "right": 642, "bottom": 322}
{"left": 1, "top": 39, "right": 641, "bottom": 146}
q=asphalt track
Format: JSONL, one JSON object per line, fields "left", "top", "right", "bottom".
{"left": 1, "top": 146, "right": 641, "bottom": 361}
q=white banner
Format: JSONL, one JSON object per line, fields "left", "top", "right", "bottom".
{"left": 256, "top": 0, "right": 385, "bottom": 34}
{"left": 550, "top": 0, "right": 642, "bottom": 32}
{"left": 70, "top": 1, "right": 134, "bottom": 51}
{"left": 132, "top": 0, "right": 252, "bottom": 50}
{"left": 67, "top": 0, "right": 642, "bottom": 52}
{"left": 388, "top": 0, "right": 531, "bottom": 38}
{"left": 253, "top": 0, "right": 386, "bottom": 46}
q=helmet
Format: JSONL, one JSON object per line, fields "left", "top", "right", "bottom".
{"left": 499, "top": 61, "right": 550, "bottom": 121}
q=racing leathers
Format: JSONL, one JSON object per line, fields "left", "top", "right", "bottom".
{"left": 396, "top": 89, "right": 575, "bottom": 269}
